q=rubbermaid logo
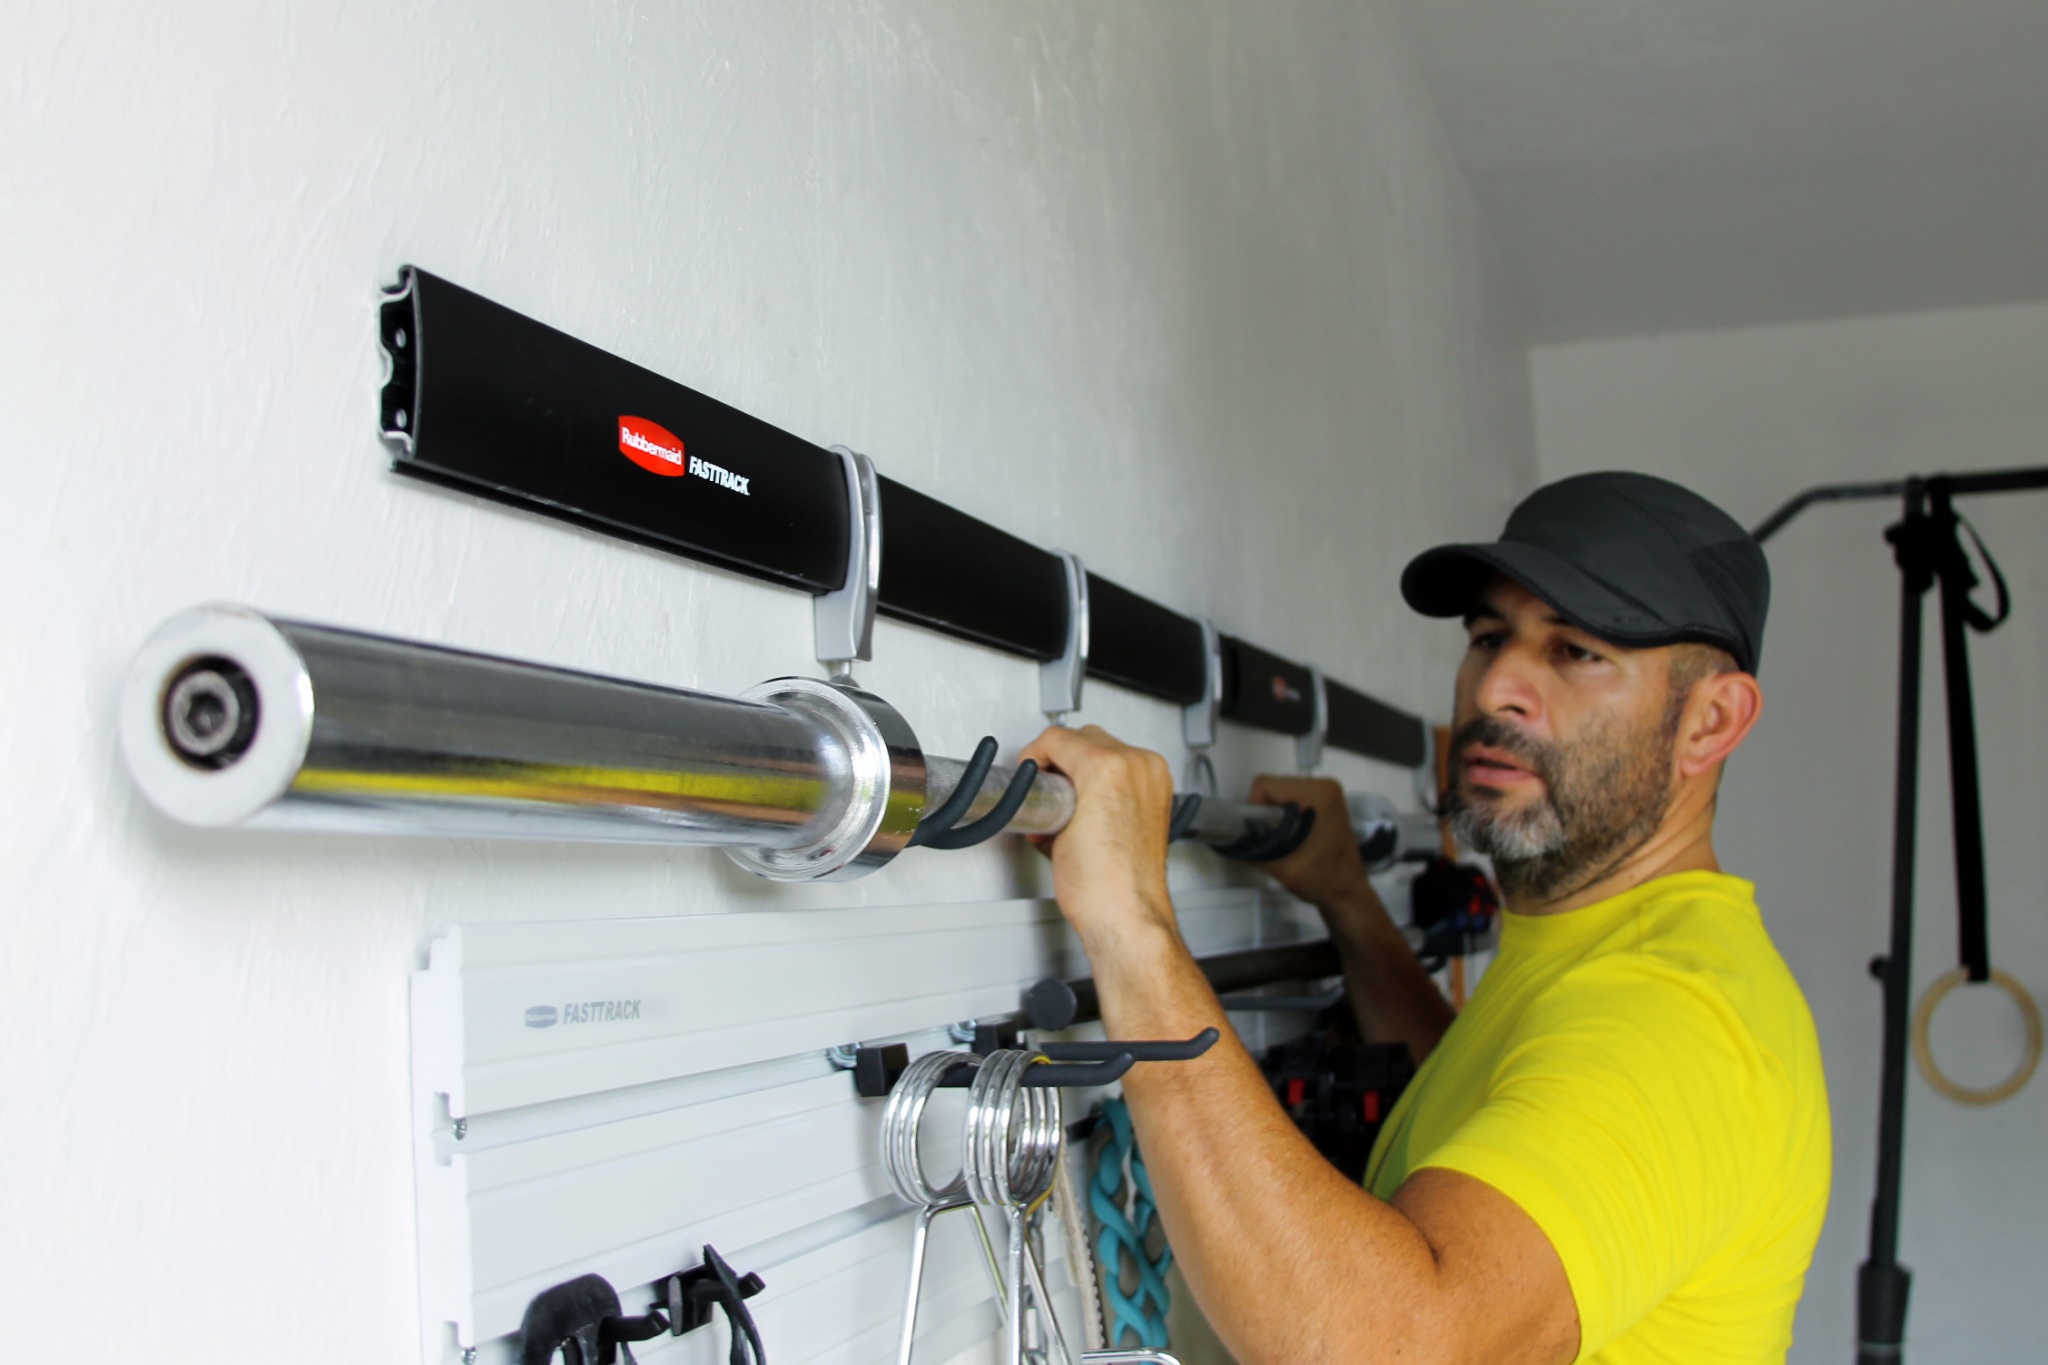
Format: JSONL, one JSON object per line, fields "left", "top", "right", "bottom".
{"left": 525, "top": 1005, "right": 559, "bottom": 1029}
{"left": 1270, "top": 675, "right": 1302, "bottom": 704}
{"left": 617, "top": 415, "right": 751, "bottom": 495}
{"left": 619, "top": 416, "right": 687, "bottom": 476}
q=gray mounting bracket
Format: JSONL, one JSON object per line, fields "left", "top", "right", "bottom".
{"left": 813, "top": 446, "right": 882, "bottom": 677}
{"left": 1040, "top": 552, "right": 1089, "bottom": 722}
{"left": 1295, "top": 665, "right": 1328, "bottom": 772}
{"left": 1181, "top": 616, "right": 1222, "bottom": 751}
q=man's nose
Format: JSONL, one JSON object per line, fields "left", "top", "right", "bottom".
{"left": 1471, "top": 642, "right": 1544, "bottom": 721}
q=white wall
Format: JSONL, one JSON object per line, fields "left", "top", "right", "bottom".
{"left": 0, "top": 3, "right": 1533, "bottom": 1360}
{"left": 1533, "top": 302, "right": 2048, "bottom": 1363}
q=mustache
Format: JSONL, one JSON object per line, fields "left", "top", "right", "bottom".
{"left": 1448, "top": 714, "right": 1556, "bottom": 789}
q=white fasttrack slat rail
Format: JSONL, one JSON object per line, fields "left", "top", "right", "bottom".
{"left": 410, "top": 887, "right": 1325, "bottom": 1364}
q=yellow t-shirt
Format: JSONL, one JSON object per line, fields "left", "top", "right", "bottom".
{"left": 1365, "top": 870, "right": 1830, "bottom": 1364}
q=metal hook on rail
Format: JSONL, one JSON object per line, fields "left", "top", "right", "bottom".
{"left": 1180, "top": 617, "right": 1223, "bottom": 799}
{"left": 1042, "top": 552, "right": 1090, "bottom": 724}
{"left": 813, "top": 445, "right": 883, "bottom": 680}
{"left": 1037, "top": 1032, "right": 1220, "bottom": 1065}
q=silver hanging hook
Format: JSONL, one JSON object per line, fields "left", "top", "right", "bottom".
{"left": 814, "top": 445, "right": 882, "bottom": 681}
{"left": 963, "top": 1050, "right": 1070, "bottom": 1365}
{"left": 1041, "top": 553, "right": 1089, "bottom": 724}
{"left": 1180, "top": 617, "right": 1222, "bottom": 796}
{"left": 884, "top": 1051, "right": 1009, "bottom": 1365}
{"left": 1295, "top": 665, "right": 1328, "bottom": 773}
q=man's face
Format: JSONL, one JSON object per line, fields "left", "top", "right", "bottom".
{"left": 1443, "top": 578, "right": 1685, "bottom": 903}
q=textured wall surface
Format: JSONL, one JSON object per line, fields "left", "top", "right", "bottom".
{"left": 1534, "top": 302, "right": 2048, "bottom": 1363}
{"left": 0, "top": 1, "right": 1533, "bottom": 1359}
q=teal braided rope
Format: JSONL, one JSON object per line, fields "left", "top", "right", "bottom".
{"left": 1089, "top": 1099, "right": 1172, "bottom": 1349}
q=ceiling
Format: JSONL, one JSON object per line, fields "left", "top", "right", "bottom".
{"left": 1389, "top": 0, "right": 2048, "bottom": 342}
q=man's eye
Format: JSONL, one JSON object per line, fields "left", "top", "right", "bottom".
{"left": 1561, "top": 642, "right": 1602, "bottom": 663}
{"left": 1468, "top": 631, "right": 1507, "bottom": 651}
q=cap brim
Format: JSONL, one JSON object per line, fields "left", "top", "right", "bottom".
{"left": 1400, "top": 541, "right": 1678, "bottom": 647}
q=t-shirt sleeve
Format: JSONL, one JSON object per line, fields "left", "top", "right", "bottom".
{"left": 1414, "top": 952, "right": 1769, "bottom": 1360}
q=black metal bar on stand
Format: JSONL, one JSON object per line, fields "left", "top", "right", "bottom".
{"left": 1753, "top": 464, "right": 2048, "bottom": 1364}
{"left": 1927, "top": 480, "right": 1995, "bottom": 983}
{"left": 1858, "top": 480, "right": 1928, "bottom": 1363}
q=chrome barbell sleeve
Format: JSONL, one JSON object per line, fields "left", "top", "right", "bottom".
{"left": 119, "top": 606, "right": 1434, "bottom": 881}
{"left": 118, "top": 604, "right": 924, "bottom": 880}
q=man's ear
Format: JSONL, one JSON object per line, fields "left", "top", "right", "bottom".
{"left": 1676, "top": 671, "right": 1763, "bottom": 779}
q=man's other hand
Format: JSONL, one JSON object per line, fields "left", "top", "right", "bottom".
{"left": 1244, "top": 774, "right": 1374, "bottom": 908}
{"left": 1020, "top": 725, "right": 1178, "bottom": 947}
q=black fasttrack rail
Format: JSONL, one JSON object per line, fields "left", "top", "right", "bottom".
{"left": 378, "top": 267, "right": 1427, "bottom": 767}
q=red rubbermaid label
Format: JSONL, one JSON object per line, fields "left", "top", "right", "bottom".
{"left": 618, "top": 416, "right": 686, "bottom": 476}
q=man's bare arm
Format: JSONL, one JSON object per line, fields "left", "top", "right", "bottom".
{"left": 1246, "top": 774, "right": 1457, "bottom": 1063}
{"left": 1022, "top": 729, "right": 1579, "bottom": 1365}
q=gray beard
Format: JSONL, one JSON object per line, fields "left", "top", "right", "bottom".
{"left": 1444, "top": 706, "right": 1679, "bottom": 905}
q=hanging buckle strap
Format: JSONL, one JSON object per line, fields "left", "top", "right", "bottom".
{"left": 1923, "top": 480, "right": 2013, "bottom": 983}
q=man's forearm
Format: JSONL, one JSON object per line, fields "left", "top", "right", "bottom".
{"left": 1083, "top": 905, "right": 1453, "bottom": 1365}
{"left": 1320, "top": 883, "right": 1457, "bottom": 1063}
{"left": 1022, "top": 731, "right": 1575, "bottom": 1365}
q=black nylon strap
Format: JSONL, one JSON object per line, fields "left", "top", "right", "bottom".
{"left": 1926, "top": 481, "right": 2007, "bottom": 983}
{"left": 700, "top": 1245, "right": 767, "bottom": 1365}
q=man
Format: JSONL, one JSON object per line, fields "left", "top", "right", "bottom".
{"left": 1022, "top": 472, "right": 1830, "bottom": 1365}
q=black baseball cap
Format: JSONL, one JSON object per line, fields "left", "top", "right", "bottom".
{"left": 1400, "top": 471, "right": 1770, "bottom": 673}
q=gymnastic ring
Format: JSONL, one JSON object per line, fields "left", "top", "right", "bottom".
{"left": 1911, "top": 967, "right": 2043, "bottom": 1106}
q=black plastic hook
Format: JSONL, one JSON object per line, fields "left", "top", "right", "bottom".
{"left": 908, "top": 738, "right": 1041, "bottom": 851}
{"left": 853, "top": 1028, "right": 1217, "bottom": 1096}
{"left": 1038, "top": 1028, "right": 1220, "bottom": 1063}
{"left": 922, "top": 760, "right": 1040, "bottom": 850}
{"left": 664, "top": 1245, "right": 767, "bottom": 1365}
{"left": 934, "top": 1051, "right": 1140, "bottom": 1088}
{"left": 1214, "top": 802, "right": 1316, "bottom": 862}
{"left": 516, "top": 1247, "right": 767, "bottom": 1365}
{"left": 907, "top": 736, "right": 998, "bottom": 848}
